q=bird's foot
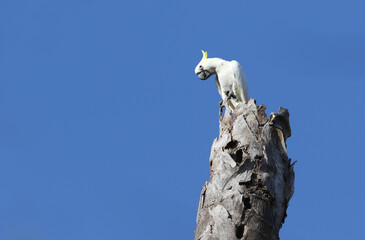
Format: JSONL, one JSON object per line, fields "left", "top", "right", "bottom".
{"left": 227, "top": 91, "right": 237, "bottom": 100}
{"left": 219, "top": 101, "right": 224, "bottom": 119}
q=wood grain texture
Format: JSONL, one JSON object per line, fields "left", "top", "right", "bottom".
{"left": 195, "top": 99, "right": 295, "bottom": 240}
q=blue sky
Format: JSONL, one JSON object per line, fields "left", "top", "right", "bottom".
{"left": 1, "top": 0, "right": 365, "bottom": 239}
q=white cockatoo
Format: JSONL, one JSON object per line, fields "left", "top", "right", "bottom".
{"left": 195, "top": 50, "right": 249, "bottom": 110}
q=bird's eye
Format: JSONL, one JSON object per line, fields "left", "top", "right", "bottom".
{"left": 199, "top": 65, "right": 203, "bottom": 69}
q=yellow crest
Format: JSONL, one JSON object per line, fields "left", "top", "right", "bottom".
{"left": 201, "top": 50, "right": 208, "bottom": 60}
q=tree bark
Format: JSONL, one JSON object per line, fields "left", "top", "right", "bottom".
{"left": 194, "top": 99, "right": 295, "bottom": 240}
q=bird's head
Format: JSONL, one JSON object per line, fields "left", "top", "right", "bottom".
{"left": 195, "top": 50, "right": 215, "bottom": 80}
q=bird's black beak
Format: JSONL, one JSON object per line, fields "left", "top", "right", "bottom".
{"left": 197, "top": 70, "right": 211, "bottom": 80}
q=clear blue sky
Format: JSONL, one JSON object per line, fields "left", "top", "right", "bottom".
{"left": 1, "top": 0, "right": 364, "bottom": 239}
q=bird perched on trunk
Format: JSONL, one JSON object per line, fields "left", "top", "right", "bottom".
{"left": 195, "top": 50, "right": 249, "bottom": 111}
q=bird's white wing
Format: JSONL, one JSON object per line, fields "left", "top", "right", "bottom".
{"left": 231, "top": 60, "right": 249, "bottom": 103}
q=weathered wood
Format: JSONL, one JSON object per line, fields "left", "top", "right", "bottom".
{"left": 195, "top": 99, "right": 295, "bottom": 240}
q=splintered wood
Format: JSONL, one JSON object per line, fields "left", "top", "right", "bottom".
{"left": 195, "top": 100, "right": 295, "bottom": 240}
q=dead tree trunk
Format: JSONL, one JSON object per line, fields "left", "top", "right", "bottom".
{"left": 194, "top": 99, "right": 295, "bottom": 240}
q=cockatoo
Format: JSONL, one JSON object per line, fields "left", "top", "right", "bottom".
{"left": 195, "top": 50, "right": 249, "bottom": 110}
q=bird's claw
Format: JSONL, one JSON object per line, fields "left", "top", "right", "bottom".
{"left": 219, "top": 101, "right": 225, "bottom": 119}
{"left": 227, "top": 91, "right": 237, "bottom": 100}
